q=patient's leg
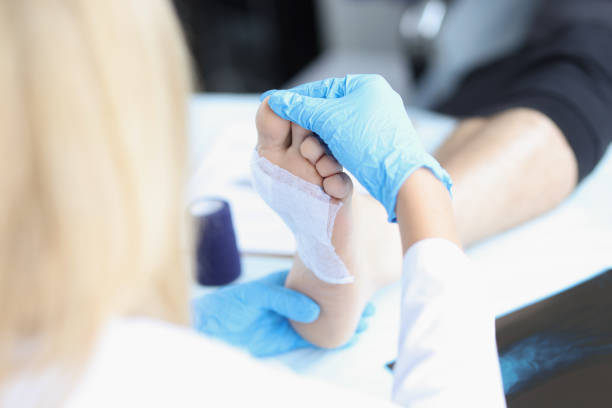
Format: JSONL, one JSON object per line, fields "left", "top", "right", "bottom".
{"left": 434, "top": 108, "right": 577, "bottom": 246}
{"left": 256, "top": 98, "right": 402, "bottom": 348}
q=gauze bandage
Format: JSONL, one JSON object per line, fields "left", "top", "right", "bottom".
{"left": 250, "top": 150, "right": 353, "bottom": 284}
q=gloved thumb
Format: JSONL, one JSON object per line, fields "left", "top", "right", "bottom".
{"left": 267, "top": 90, "right": 331, "bottom": 135}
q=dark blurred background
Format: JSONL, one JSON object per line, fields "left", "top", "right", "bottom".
{"left": 173, "top": 0, "right": 321, "bottom": 92}
{"left": 171, "top": 0, "right": 540, "bottom": 107}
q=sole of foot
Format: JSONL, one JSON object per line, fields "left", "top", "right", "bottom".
{"left": 256, "top": 98, "right": 402, "bottom": 348}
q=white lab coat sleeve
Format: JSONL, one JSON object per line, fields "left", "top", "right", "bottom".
{"left": 392, "top": 238, "right": 506, "bottom": 407}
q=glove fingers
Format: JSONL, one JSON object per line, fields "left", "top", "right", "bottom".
{"left": 361, "top": 302, "right": 376, "bottom": 318}
{"left": 243, "top": 283, "right": 320, "bottom": 323}
{"left": 267, "top": 90, "right": 332, "bottom": 134}
{"left": 352, "top": 303, "right": 375, "bottom": 335}
{"left": 284, "top": 77, "right": 347, "bottom": 99}
{"left": 261, "top": 77, "right": 348, "bottom": 103}
{"left": 192, "top": 294, "right": 255, "bottom": 334}
{"left": 355, "top": 319, "right": 369, "bottom": 334}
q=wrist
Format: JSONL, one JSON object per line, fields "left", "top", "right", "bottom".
{"left": 395, "top": 168, "right": 460, "bottom": 252}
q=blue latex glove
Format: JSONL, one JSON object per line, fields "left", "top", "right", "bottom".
{"left": 192, "top": 270, "right": 376, "bottom": 357}
{"left": 262, "top": 74, "right": 452, "bottom": 222}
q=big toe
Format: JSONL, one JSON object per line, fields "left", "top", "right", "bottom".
{"left": 256, "top": 97, "right": 291, "bottom": 151}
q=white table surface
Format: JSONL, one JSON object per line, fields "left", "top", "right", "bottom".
{"left": 189, "top": 93, "right": 612, "bottom": 400}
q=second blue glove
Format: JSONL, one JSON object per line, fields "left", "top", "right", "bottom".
{"left": 192, "top": 270, "right": 376, "bottom": 357}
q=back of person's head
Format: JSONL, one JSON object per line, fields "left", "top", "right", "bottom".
{"left": 0, "top": 0, "right": 193, "bottom": 405}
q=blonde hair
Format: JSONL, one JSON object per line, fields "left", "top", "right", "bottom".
{"left": 0, "top": 0, "right": 193, "bottom": 403}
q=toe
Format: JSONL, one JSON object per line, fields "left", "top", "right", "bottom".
{"left": 315, "top": 155, "right": 342, "bottom": 177}
{"left": 256, "top": 97, "right": 291, "bottom": 151}
{"left": 300, "top": 135, "right": 326, "bottom": 165}
{"left": 323, "top": 172, "right": 353, "bottom": 200}
{"left": 290, "top": 123, "right": 312, "bottom": 151}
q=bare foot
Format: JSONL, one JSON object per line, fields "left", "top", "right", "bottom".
{"left": 255, "top": 97, "right": 402, "bottom": 348}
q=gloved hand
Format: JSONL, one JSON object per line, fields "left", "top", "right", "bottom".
{"left": 262, "top": 74, "right": 452, "bottom": 222}
{"left": 192, "top": 270, "right": 376, "bottom": 357}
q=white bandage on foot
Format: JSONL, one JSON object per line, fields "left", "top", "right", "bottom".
{"left": 250, "top": 150, "right": 353, "bottom": 284}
